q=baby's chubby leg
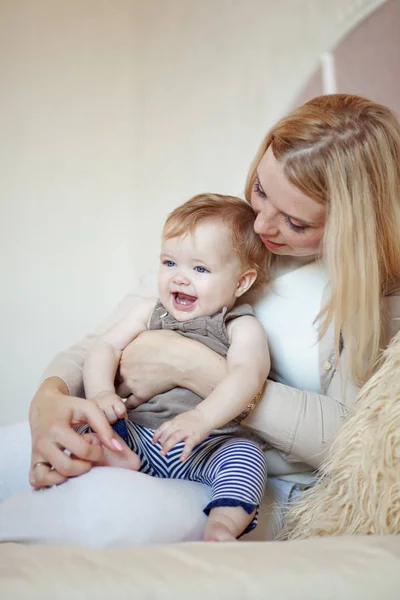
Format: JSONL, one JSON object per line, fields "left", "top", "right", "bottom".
{"left": 204, "top": 506, "right": 256, "bottom": 542}
{"left": 185, "top": 436, "right": 267, "bottom": 542}
{"left": 82, "top": 432, "right": 141, "bottom": 471}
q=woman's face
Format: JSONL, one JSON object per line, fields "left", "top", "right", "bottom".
{"left": 250, "top": 147, "right": 326, "bottom": 257}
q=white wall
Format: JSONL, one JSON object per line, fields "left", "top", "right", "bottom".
{"left": 0, "top": 0, "right": 385, "bottom": 425}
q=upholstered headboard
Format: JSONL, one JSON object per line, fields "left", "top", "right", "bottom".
{"left": 293, "top": 0, "right": 400, "bottom": 115}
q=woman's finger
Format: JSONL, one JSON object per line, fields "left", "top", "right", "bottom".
{"left": 30, "top": 460, "right": 67, "bottom": 488}
{"left": 34, "top": 439, "right": 96, "bottom": 480}
{"left": 49, "top": 426, "right": 105, "bottom": 464}
{"left": 30, "top": 437, "right": 96, "bottom": 487}
{"left": 71, "top": 399, "right": 123, "bottom": 452}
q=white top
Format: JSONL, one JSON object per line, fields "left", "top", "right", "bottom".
{"left": 253, "top": 259, "right": 328, "bottom": 393}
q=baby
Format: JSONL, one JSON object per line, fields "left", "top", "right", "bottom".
{"left": 83, "top": 193, "right": 270, "bottom": 541}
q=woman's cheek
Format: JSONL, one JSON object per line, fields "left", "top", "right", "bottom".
{"left": 288, "top": 229, "right": 324, "bottom": 250}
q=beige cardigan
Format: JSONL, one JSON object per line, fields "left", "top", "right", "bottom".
{"left": 42, "top": 281, "right": 400, "bottom": 475}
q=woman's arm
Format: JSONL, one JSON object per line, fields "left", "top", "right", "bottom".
{"left": 30, "top": 291, "right": 155, "bottom": 488}
{"left": 41, "top": 292, "right": 148, "bottom": 397}
{"left": 116, "top": 313, "right": 359, "bottom": 471}
{"left": 144, "top": 328, "right": 351, "bottom": 469}
{"left": 117, "top": 293, "right": 400, "bottom": 469}
{"left": 135, "top": 327, "right": 353, "bottom": 470}
{"left": 243, "top": 379, "right": 349, "bottom": 470}
{"left": 117, "top": 330, "right": 228, "bottom": 405}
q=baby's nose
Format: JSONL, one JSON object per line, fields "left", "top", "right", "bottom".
{"left": 173, "top": 270, "right": 190, "bottom": 285}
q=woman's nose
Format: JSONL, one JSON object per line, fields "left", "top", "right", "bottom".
{"left": 254, "top": 209, "right": 279, "bottom": 237}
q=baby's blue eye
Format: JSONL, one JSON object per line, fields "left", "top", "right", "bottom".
{"left": 194, "top": 266, "right": 209, "bottom": 273}
{"left": 164, "top": 260, "right": 176, "bottom": 267}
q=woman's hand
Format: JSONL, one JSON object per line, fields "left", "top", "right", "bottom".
{"left": 29, "top": 377, "right": 124, "bottom": 488}
{"left": 116, "top": 330, "right": 188, "bottom": 406}
{"left": 117, "top": 329, "right": 227, "bottom": 408}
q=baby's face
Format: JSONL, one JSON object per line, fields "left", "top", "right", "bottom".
{"left": 158, "top": 220, "right": 245, "bottom": 322}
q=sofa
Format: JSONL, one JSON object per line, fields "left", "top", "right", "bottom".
{"left": 1, "top": 536, "right": 400, "bottom": 599}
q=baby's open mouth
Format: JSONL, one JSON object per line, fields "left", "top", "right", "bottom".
{"left": 173, "top": 292, "right": 197, "bottom": 306}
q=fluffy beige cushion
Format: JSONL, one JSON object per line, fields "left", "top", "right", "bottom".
{"left": 283, "top": 329, "right": 400, "bottom": 538}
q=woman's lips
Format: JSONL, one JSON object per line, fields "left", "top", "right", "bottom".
{"left": 260, "top": 236, "right": 286, "bottom": 249}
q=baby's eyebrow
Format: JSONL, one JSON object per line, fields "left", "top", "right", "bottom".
{"left": 191, "top": 257, "right": 208, "bottom": 264}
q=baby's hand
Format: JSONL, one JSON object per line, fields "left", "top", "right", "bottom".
{"left": 152, "top": 409, "right": 212, "bottom": 461}
{"left": 92, "top": 391, "right": 127, "bottom": 424}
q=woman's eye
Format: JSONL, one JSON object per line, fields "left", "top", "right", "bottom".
{"left": 284, "top": 215, "right": 308, "bottom": 233}
{"left": 163, "top": 260, "right": 176, "bottom": 267}
{"left": 253, "top": 178, "right": 266, "bottom": 198}
{"left": 194, "top": 266, "right": 209, "bottom": 274}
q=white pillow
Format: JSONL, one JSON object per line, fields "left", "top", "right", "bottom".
{"left": 0, "top": 421, "right": 33, "bottom": 503}
{"left": 0, "top": 466, "right": 210, "bottom": 547}
{"left": 0, "top": 421, "right": 209, "bottom": 547}
{"left": 0, "top": 422, "right": 290, "bottom": 546}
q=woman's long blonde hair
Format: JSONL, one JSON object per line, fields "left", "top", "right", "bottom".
{"left": 245, "top": 94, "right": 400, "bottom": 385}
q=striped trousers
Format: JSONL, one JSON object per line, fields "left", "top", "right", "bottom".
{"left": 80, "top": 420, "right": 267, "bottom": 534}
{"left": 126, "top": 421, "right": 267, "bottom": 533}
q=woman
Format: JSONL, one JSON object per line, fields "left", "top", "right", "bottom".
{"left": 4, "top": 94, "right": 400, "bottom": 542}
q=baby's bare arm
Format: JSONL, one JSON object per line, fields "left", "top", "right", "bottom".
{"left": 195, "top": 315, "right": 270, "bottom": 429}
{"left": 153, "top": 316, "right": 270, "bottom": 459}
{"left": 83, "top": 297, "right": 156, "bottom": 400}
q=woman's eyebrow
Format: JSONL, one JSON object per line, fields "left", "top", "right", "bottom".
{"left": 255, "top": 171, "right": 317, "bottom": 227}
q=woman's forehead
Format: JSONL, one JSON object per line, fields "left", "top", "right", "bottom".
{"left": 257, "top": 148, "right": 326, "bottom": 225}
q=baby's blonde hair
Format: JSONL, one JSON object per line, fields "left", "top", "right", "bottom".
{"left": 164, "top": 193, "right": 269, "bottom": 292}
{"left": 246, "top": 94, "right": 400, "bottom": 385}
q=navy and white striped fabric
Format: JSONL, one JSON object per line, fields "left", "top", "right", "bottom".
{"left": 79, "top": 421, "right": 267, "bottom": 534}
{"left": 126, "top": 422, "right": 267, "bottom": 532}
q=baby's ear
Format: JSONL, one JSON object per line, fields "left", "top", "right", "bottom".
{"left": 235, "top": 269, "right": 257, "bottom": 297}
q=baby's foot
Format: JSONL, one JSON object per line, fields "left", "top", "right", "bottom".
{"left": 204, "top": 506, "right": 254, "bottom": 542}
{"left": 83, "top": 432, "right": 141, "bottom": 471}
{"left": 203, "top": 521, "right": 237, "bottom": 542}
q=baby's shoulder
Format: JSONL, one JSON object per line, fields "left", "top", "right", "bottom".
{"left": 126, "top": 296, "right": 158, "bottom": 329}
{"left": 226, "top": 312, "right": 264, "bottom": 344}
{"left": 224, "top": 302, "right": 255, "bottom": 321}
